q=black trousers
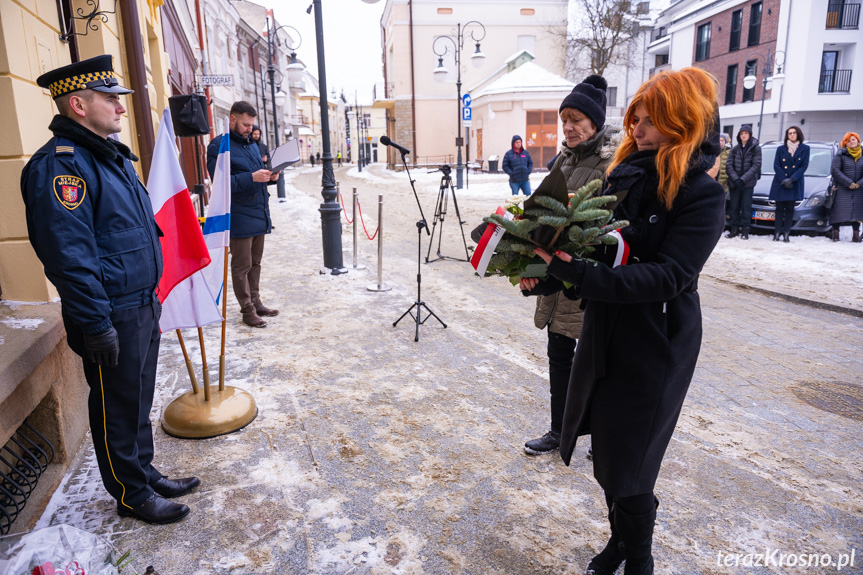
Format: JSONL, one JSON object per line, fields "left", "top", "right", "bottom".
{"left": 774, "top": 200, "right": 795, "bottom": 237}
{"left": 64, "top": 301, "right": 162, "bottom": 509}
{"left": 728, "top": 185, "right": 754, "bottom": 228}
{"left": 547, "top": 329, "right": 577, "bottom": 433}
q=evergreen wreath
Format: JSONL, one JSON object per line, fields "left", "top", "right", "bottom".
{"left": 479, "top": 169, "right": 628, "bottom": 285}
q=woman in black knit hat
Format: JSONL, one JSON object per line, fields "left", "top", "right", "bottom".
{"left": 520, "top": 75, "right": 619, "bottom": 457}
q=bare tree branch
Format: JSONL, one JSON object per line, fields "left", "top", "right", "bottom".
{"left": 569, "top": 0, "right": 643, "bottom": 77}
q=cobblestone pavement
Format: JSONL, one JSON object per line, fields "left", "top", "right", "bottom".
{"left": 32, "top": 166, "right": 863, "bottom": 575}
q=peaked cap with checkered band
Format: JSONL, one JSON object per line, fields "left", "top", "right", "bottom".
{"left": 37, "top": 55, "right": 133, "bottom": 99}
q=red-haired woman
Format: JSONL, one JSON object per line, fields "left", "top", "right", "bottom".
{"left": 532, "top": 68, "right": 726, "bottom": 574}
{"left": 830, "top": 132, "right": 863, "bottom": 242}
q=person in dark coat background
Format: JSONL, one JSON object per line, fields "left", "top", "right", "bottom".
{"left": 207, "top": 101, "right": 279, "bottom": 328}
{"left": 502, "top": 135, "right": 533, "bottom": 195}
{"left": 830, "top": 131, "right": 863, "bottom": 242}
{"left": 251, "top": 125, "right": 270, "bottom": 168}
{"left": 21, "top": 55, "right": 199, "bottom": 525}
{"left": 725, "top": 124, "right": 761, "bottom": 239}
{"left": 768, "top": 126, "right": 809, "bottom": 242}
{"left": 529, "top": 68, "right": 725, "bottom": 574}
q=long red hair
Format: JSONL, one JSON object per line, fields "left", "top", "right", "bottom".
{"left": 608, "top": 68, "right": 718, "bottom": 209}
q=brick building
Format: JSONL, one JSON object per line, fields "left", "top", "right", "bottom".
{"left": 648, "top": 0, "right": 862, "bottom": 143}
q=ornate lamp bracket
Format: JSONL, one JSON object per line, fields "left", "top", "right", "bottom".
{"left": 58, "top": 0, "right": 119, "bottom": 42}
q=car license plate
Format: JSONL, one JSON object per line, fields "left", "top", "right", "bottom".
{"left": 753, "top": 210, "right": 775, "bottom": 221}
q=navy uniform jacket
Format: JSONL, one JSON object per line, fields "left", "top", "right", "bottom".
{"left": 769, "top": 143, "right": 810, "bottom": 202}
{"left": 207, "top": 131, "right": 272, "bottom": 238}
{"left": 20, "top": 115, "right": 163, "bottom": 335}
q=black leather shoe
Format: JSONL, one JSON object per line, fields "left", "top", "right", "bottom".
{"left": 118, "top": 493, "right": 190, "bottom": 524}
{"left": 152, "top": 476, "right": 200, "bottom": 498}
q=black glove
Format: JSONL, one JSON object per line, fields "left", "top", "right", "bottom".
{"left": 781, "top": 178, "right": 794, "bottom": 190}
{"left": 83, "top": 327, "right": 120, "bottom": 368}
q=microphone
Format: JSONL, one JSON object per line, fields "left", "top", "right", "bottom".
{"left": 379, "top": 135, "right": 411, "bottom": 155}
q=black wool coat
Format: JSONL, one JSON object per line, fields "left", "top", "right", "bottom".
{"left": 830, "top": 148, "right": 863, "bottom": 224}
{"left": 549, "top": 150, "right": 726, "bottom": 497}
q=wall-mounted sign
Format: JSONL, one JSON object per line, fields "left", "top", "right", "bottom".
{"left": 200, "top": 75, "right": 234, "bottom": 86}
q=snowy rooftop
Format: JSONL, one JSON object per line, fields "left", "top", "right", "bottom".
{"left": 473, "top": 61, "right": 574, "bottom": 98}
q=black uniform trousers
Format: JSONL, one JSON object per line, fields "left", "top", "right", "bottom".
{"left": 64, "top": 301, "right": 162, "bottom": 509}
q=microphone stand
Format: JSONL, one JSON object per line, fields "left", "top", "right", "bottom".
{"left": 392, "top": 151, "right": 447, "bottom": 341}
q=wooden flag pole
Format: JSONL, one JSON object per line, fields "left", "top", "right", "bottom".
{"left": 198, "top": 327, "right": 210, "bottom": 401}
{"left": 219, "top": 248, "right": 228, "bottom": 391}
{"left": 175, "top": 329, "right": 199, "bottom": 394}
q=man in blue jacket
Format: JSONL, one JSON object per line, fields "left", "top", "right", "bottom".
{"left": 502, "top": 135, "right": 534, "bottom": 195}
{"left": 207, "top": 101, "right": 279, "bottom": 328}
{"left": 21, "top": 55, "right": 198, "bottom": 524}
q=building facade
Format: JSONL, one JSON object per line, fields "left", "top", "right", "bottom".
{"left": 379, "top": 0, "right": 568, "bottom": 168}
{"left": 648, "top": 0, "right": 862, "bottom": 143}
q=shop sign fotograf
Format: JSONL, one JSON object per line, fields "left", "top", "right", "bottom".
{"left": 200, "top": 75, "right": 234, "bottom": 86}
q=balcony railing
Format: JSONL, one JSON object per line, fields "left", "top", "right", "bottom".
{"left": 826, "top": 2, "right": 860, "bottom": 29}
{"left": 650, "top": 26, "right": 668, "bottom": 42}
{"left": 649, "top": 63, "right": 671, "bottom": 77}
{"left": 819, "top": 69, "right": 853, "bottom": 93}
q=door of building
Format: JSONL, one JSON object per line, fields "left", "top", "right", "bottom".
{"left": 525, "top": 111, "right": 558, "bottom": 169}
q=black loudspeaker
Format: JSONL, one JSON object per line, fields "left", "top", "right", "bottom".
{"left": 168, "top": 94, "right": 210, "bottom": 137}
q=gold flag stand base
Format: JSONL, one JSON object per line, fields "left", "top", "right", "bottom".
{"left": 161, "top": 386, "right": 257, "bottom": 439}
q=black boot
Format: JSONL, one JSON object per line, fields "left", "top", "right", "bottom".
{"left": 853, "top": 229, "right": 861, "bottom": 243}
{"left": 725, "top": 225, "right": 738, "bottom": 239}
{"left": 586, "top": 499, "right": 625, "bottom": 575}
{"left": 773, "top": 233, "right": 780, "bottom": 241}
{"left": 832, "top": 228, "right": 840, "bottom": 242}
{"left": 740, "top": 227, "right": 749, "bottom": 240}
{"left": 615, "top": 500, "right": 657, "bottom": 575}
{"left": 783, "top": 234, "right": 790, "bottom": 243}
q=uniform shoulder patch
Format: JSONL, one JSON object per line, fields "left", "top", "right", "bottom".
{"left": 53, "top": 175, "right": 87, "bottom": 210}
{"left": 55, "top": 145, "right": 75, "bottom": 155}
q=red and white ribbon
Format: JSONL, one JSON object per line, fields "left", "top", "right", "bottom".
{"left": 471, "top": 206, "right": 514, "bottom": 277}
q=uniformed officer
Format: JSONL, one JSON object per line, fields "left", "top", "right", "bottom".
{"left": 20, "top": 55, "right": 200, "bottom": 524}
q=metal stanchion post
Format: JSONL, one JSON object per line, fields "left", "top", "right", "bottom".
{"left": 351, "top": 188, "right": 366, "bottom": 270}
{"left": 368, "top": 194, "right": 391, "bottom": 292}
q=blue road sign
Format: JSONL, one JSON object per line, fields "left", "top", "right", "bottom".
{"left": 462, "top": 93, "right": 471, "bottom": 107}
{"left": 463, "top": 107, "right": 472, "bottom": 121}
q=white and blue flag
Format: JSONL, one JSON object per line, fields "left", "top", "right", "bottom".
{"left": 202, "top": 120, "right": 231, "bottom": 305}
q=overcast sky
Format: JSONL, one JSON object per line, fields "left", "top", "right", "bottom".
{"left": 268, "top": 1, "right": 387, "bottom": 105}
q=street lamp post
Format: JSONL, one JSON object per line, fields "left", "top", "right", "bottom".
{"left": 432, "top": 21, "right": 486, "bottom": 189}
{"left": 742, "top": 48, "right": 785, "bottom": 142}
{"left": 312, "top": 0, "right": 345, "bottom": 273}
{"left": 264, "top": 17, "right": 303, "bottom": 200}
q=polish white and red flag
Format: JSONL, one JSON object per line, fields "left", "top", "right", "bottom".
{"left": 148, "top": 108, "right": 223, "bottom": 331}
{"left": 471, "top": 206, "right": 514, "bottom": 277}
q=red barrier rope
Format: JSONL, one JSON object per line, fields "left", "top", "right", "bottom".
{"left": 356, "top": 201, "right": 378, "bottom": 241}
{"left": 338, "top": 192, "right": 379, "bottom": 240}
{"left": 338, "top": 192, "right": 353, "bottom": 224}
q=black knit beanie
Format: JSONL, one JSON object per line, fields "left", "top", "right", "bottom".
{"left": 559, "top": 75, "right": 608, "bottom": 129}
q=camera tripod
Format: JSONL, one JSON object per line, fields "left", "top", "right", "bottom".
{"left": 425, "top": 165, "right": 470, "bottom": 263}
